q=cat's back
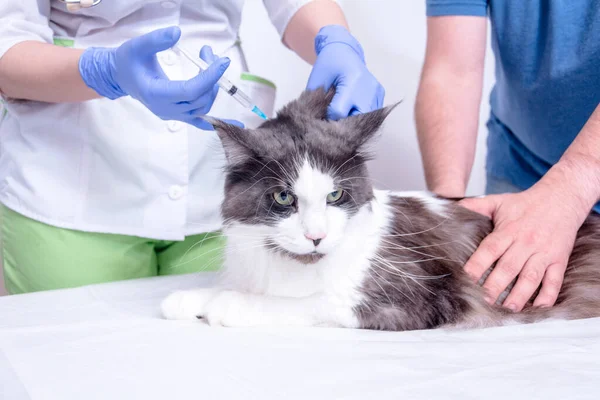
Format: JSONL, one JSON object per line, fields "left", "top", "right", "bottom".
{"left": 376, "top": 190, "right": 493, "bottom": 263}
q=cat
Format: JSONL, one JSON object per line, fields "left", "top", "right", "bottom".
{"left": 161, "top": 88, "right": 600, "bottom": 331}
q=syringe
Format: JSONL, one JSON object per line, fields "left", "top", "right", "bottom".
{"left": 171, "top": 44, "right": 268, "bottom": 120}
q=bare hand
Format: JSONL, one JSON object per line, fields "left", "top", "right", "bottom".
{"left": 459, "top": 182, "right": 584, "bottom": 311}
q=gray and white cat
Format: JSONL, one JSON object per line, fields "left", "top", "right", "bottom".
{"left": 161, "top": 89, "right": 600, "bottom": 331}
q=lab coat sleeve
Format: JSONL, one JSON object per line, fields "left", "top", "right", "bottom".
{"left": 0, "top": 1, "right": 54, "bottom": 61}
{"left": 426, "top": 0, "right": 488, "bottom": 17}
{"left": 262, "top": 0, "right": 340, "bottom": 38}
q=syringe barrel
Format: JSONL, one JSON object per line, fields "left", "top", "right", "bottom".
{"left": 229, "top": 87, "right": 253, "bottom": 109}
{"left": 173, "top": 44, "right": 256, "bottom": 112}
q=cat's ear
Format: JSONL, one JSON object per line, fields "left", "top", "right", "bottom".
{"left": 210, "top": 119, "right": 254, "bottom": 164}
{"left": 337, "top": 102, "right": 400, "bottom": 151}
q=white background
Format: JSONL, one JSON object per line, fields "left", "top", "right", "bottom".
{"left": 0, "top": 0, "right": 495, "bottom": 295}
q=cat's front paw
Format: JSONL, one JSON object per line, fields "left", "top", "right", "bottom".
{"left": 201, "top": 291, "right": 260, "bottom": 327}
{"left": 161, "top": 289, "right": 219, "bottom": 320}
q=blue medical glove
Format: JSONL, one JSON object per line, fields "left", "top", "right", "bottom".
{"left": 78, "top": 26, "right": 242, "bottom": 130}
{"left": 306, "top": 25, "right": 385, "bottom": 121}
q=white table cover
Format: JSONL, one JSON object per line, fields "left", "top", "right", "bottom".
{"left": 1, "top": 273, "right": 599, "bottom": 399}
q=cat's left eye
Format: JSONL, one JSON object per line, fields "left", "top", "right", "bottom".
{"left": 273, "top": 191, "right": 295, "bottom": 206}
{"left": 326, "top": 189, "right": 344, "bottom": 203}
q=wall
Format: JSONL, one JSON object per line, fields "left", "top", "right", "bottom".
{"left": 0, "top": 1, "right": 495, "bottom": 295}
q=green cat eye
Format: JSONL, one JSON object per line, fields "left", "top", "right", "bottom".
{"left": 327, "top": 189, "right": 344, "bottom": 203}
{"left": 273, "top": 191, "right": 295, "bottom": 206}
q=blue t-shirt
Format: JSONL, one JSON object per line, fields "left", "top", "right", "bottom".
{"left": 426, "top": 1, "right": 600, "bottom": 212}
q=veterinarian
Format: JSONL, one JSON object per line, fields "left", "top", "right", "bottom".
{"left": 416, "top": 1, "right": 600, "bottom": 312}
{"left": 0, "top": 0, "right": 384, "bottom": 294}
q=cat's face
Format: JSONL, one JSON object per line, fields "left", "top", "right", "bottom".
{"left": 213, "top": 89, "right": 395, "bottom": 264}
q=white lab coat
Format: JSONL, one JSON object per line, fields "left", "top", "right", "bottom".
{"left": 0, "top": 0, "right": 312, "bottom": 240}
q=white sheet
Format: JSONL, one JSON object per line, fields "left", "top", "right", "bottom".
{"left": 1, "top": 273, "right": 599, "bottom": 400}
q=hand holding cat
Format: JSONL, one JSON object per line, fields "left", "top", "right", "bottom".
{"left": 459, "top": 179, "right": 587, "bottom": 312}
{"left": 306, "top": 25, "right": 385, "bottom": 120}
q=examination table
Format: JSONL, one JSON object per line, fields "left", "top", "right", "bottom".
{"left": 1, "top": 273, "right": 599, "bottom": 399}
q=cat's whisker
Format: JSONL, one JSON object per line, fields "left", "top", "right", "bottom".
{"left": 375, "top": 256, "right": 448, "bottom": 266}
{"left": 365, "top": 269, "right": 396, "bottom": 306}
{"left": 379, "top": 199, "right": 465, "bottom": 239}
{"left": 177, "top": 232, "right": 212, "bottom": 266}
{"left": 370, "top": 254, "right": 439, "bottom": 295}
{"left": 248, "top": 157, "right": 290, "bottom": 184}
{"left": 368, "top": 266, "right": 415, "bottom": 304}
{"left": 172, "top": 245, "right": 263, "bottom": 270}
{"left": 171, "top": 240, "right": 267, "bottom": 269}
{"left": 343, "top": 190, "right": 360, "bottom": 207}
{"left": 329, "top": 153, "right": 360, "bottom": 178}
{"left": 377, "top": 238, "right": 447, "bottom": 259}
{"left": 379, "top": 246, "right": 439, "bottom": 261}
{"left": 393, "top": 207, "right": 416, "bottom": 230}
{"left": 249, "top": 157, "right": 294, "bottom": 186}
{"left": 337, "top": 175, "right": 391, "bottom": 189}
{"left": 373, "top": 260, "right": 451, "bottom": 283}
{"left": 372, "top": 264, "right": 435, "bottom": 296}
{"left": 221, "top": 232, "right": 271, "bottom": 238}
{"left": 379, "top": 216, "right": 453, "bottom": 237}
{"left": 176, "top": 230, "right": 275, "bottom": 264}
{"left": 177, "top": 229, "right": 272, "bottom": 240}
{"left": 181, "top": 217, "right": 234, "bottom": 228}
{"left": 264, "top": 194, "right": 281, "bottom": 217}
{"left": 378, "top": 239, "right": 461, "bottom": 250}
{"left": 254, "top": 184, "right": 291, "bottom": 216}
{"left": 227, "top": 175, "right": 287, "bottom": 204}
{"left": 249, "top": 159, "right": 283, "bottom": 181}
{"left": 370, "top": 255, "right": 426, "bottom": 295}
{"left": 269, "top": 158, "right": 297, "bottom": 185}
{"left": 193, "top": 244, "right": 258, "bottom": 272}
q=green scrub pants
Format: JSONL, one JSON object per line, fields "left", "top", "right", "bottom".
{"left": 1, "top": 206, "right": 225, "bottom": 295}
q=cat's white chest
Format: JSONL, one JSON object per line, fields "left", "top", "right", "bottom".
{"left": 221, "top": 198, "right": 388, "bottom": 306}
{"left": 222, "top": 234, "right": 325, "bottom": 297}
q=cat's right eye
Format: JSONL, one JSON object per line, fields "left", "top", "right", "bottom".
{"left": 273, "top": 191, "right": 295, "bottom": 206}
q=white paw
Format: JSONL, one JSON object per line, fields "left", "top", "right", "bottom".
{"left": 202, "top": 291, "right": 259, "bottom": 327}
{"left": 161, "top": 289, "right": 219, "bottom": 320}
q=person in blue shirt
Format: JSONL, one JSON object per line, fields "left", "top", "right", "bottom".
{"left": 416, "top": 1, "right": 600, "bottom": 312}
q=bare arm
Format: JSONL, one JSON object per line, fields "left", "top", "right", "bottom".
{"left": 541, "top": 103, "right": 600, "bottom": 222}
{"left": 415, "top": 16, "right": 487, "bottom": 197}
{"left": 0, "top": 41, "right": 99, "bottom": 103}
{"left": 282, "top": 0, "right": 349, "bottom": 64}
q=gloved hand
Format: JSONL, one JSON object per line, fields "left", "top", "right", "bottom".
{"left": 306, "top": 25, "right": 385, "bottom": 120}
{"left": 78, "top": 26, "right": 242, "bottom": 130}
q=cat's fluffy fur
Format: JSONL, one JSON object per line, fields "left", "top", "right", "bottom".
{"left": 161, "top": 89, "right": 600, "bottom": 330}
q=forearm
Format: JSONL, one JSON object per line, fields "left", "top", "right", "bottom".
{"left": 0, "top": 41, "right": 99, "bottom": 103}
{"left": 415, "top": 72, "right": 483, "bottom": 197}
{"left": 282, "top": 0, "right": 348, "bottom": 64}
{"left": 415, "top": 16, "right": 487, "bottom": 198}
{"left": 538, "top": 103, "right": 600, "bottom": 222}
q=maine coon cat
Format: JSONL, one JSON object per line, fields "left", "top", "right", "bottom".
{"left": 161, "top": 89, "right": 600, "bottom": 331}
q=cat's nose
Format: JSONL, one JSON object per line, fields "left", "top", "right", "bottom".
{"left": 305, "top": 232, "right": 326, "bottom": 246}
